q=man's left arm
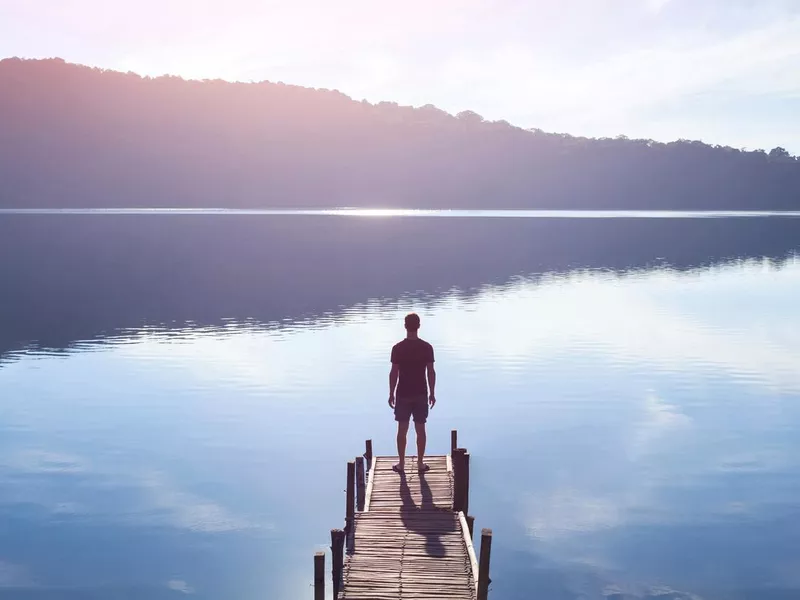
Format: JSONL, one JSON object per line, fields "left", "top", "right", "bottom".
{"left": 426, "top": 345, "right": 436, "bottom": 408}
{"left": 389, "top": 363, "right": 399, "bottom": 407}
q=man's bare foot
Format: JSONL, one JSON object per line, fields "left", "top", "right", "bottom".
{"left": 392, "top": 463, "right": 404, "bottom": 473}
{"left": 418, "top": 463, "right": 430, "bottom": 473}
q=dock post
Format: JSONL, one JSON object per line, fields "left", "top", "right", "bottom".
{"left": 346, "top": 461, "right": 355, "bottom": 535}
{"left": 466, "top": 515, "right": 475, "bottom": 538}
{"left": 477, "top": 528, "right": 493, "bottom": 600}
{"left": 355, "top": 456, "right": 365, "bottom": 511}
{"left": 451, "top": 429, "right": 458, "bottom": 453}
{"left": 330, "top": 529, "right": 345, "bottom": 599}
{"left": 314, "top": 551, "right": 325, "bottom": 600}
{"left": 463, "top": 450, "right": 470, "bottom": 516}
{"left": 452, "top": 447, "right": 467, "bottom": 512}
{"left": 364, "top": 439, "right": 373, "bottom": 466}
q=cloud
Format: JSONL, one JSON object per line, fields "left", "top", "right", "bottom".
{"left": 137, "top": 471, "right": 255, "bottom": 533}
{"left": 425, "top": 15, "right": 800, "bottom": 136}
{"left": 520, "top": 393, "right": 692, "bottom": 544}
{"left": 0, "top": 447, "right": 267, "bottom": 534}
{"left": 3, "top": 449, "right": 87, "bottom": 475}
{"left": 0, "top": 561, "right": 34, "bottom": 588}
{"left": 630, "top": 391, "right": 692, "bottom": 459}
{"left": 644, "top": 0, "right": 673, "bottom": 12}
{"left": 3, "top": 0, "right": 799, "bottom": 150}
{"left": 167, "top": 579, "right": 195, "bottom": 594}
{"left": 436, "top": 260, "right": 800, "bottom": 394}
{"left": 602, "top": 582, "right": 704, "bottom": 600}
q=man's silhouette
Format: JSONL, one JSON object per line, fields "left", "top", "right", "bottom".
{"left": 388, "top": 313, "right": 436, "bottom": 473}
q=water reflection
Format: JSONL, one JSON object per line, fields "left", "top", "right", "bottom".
{"left": 1, "top": 216, "right": 800, "bottom": 599}
{"left": 1, "top": 214, "right": 800, "bottom": 360}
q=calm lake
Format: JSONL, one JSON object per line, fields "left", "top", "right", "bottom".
{"left": 1, "top": 211, "right": 800, "bottom": 600}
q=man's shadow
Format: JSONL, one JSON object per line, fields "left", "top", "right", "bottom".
{"left": 398, "top": 471, "right": 457, "bottom": 558}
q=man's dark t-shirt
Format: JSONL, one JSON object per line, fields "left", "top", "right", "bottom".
{"left": 391, "top": 338, "right": 435, "bottom": 398}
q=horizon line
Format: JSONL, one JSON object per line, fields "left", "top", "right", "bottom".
{"left": 2, "top": 207, "right": 800, "bottom": 218}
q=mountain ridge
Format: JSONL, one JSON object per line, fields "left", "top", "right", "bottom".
{"left": 1, "top": 57, "right": 798, "bottom": 210}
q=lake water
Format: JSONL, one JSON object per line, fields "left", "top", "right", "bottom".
{"left": 1, "top": 211, "right": 800, "bottom": 600}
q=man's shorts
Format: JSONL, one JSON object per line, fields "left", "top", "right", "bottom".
{"left": 394, "top": 395, "right": 429, "bottom": 424}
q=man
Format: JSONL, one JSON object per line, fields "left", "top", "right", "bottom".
{"left": 388, "top": 312, "right": 436, "bottom": 473}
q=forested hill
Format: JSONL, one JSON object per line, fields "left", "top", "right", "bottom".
{"left": 1, "top": 57, "right": 798, "bottom": 210}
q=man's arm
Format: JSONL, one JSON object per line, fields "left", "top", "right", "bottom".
{"left": 426, "top": 362, "right": 436, "bottom": 407}
{"left": 389, "top": 363, "right": 399, "bottom": 406}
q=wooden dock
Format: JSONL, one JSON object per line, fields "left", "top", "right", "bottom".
{"left": 314, "top": 431, "right": 493, "bottom": 600}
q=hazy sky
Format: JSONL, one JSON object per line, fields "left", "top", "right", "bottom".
{"left": 2, "top": 0, "right": 800, "bottom": 152}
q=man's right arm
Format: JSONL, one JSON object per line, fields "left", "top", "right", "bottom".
{"left": 389, "top": 363, "right": 399, "bottom": 405}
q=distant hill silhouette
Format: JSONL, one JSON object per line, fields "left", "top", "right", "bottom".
{"left": 1, "top": 57, "right": 799, "bottom": 210}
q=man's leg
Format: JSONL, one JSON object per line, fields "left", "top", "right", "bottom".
{"left": 396, "top": 420, "right": 410, "bottom": 470}
{"left": 412, "top": 396, "right": 430, "bottom": 472}
{"left": 415, "top": 421, "right": 427, "bottom": 470}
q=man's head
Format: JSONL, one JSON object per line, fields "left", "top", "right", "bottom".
{"left": 404, "top": 312, "right": 421, "bottom": 332}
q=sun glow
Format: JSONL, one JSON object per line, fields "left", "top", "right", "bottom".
{"left": 332, "top": 208, "right": 440, "bottom": 218}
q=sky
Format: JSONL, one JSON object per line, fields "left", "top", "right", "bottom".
{"left": 2, "top": 0, "right": 800, "bottom": 153}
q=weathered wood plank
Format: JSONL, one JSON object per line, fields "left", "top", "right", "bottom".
{"left": 458, "top": 511, "right": 479, "bottom": 594}
{"left": 363, "top": 455, "right": 377, "bottom": 512}
{"left": 339, "top": 453, "right": 477, "bottom": 600}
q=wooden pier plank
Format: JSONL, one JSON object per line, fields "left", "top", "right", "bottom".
{"left": 339, "top": 454, "right": 477, "bottom": 600}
